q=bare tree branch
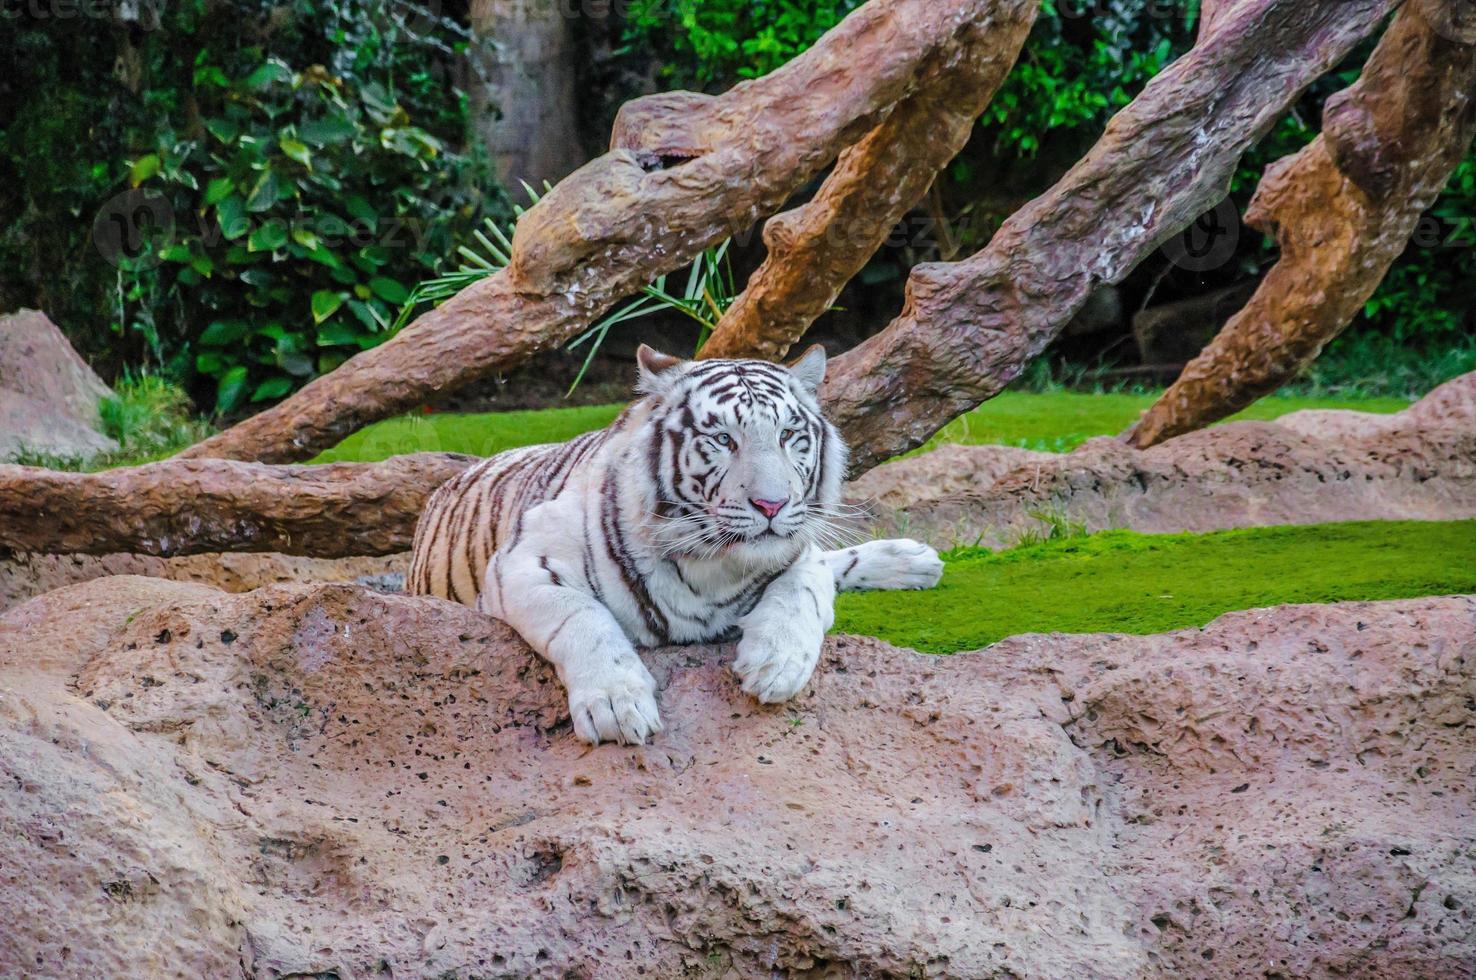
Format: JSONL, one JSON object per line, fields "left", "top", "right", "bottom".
{"left": 1129, "top": 3, "right": 1476, "bottom": 448}
{"left": 0, "top": 455, "right": 475, "bottom": 558}
{"left": 698, "top": 3, "right": 1038, "bottom": 361}
{"left": 819, "top": 0, "right": 1398, "bottom": 473}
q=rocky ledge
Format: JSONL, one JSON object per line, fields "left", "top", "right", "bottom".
{"left": 2, "top": 576, "right": 1471, "bottom": 977}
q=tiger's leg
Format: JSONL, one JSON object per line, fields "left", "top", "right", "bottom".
{"left": 821, "top": 539, "right": 944, "bottom": 593}
{"left": 734, "top": 546, "right": 836, "bottom": 704}
{"left": 482, "top": 544, "right": 662, "bottom": 746}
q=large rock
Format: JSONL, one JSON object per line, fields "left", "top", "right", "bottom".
{"left": 0, "top": 310, "right": 117, "bottom": 462}
{"left": 1, "top": 576, "right": 1471, "bottom": 977}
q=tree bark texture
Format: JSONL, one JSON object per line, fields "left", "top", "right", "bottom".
{"left": 696, "top": 3, "right": 1038, "bottom": 361}
{"left": 0, "top": 455, "right": 475, "bottom": 559}
{"left": 468, "top": 0, "right": 586, "bottom": 189}
{"left": 1128, "top": 3, "right": 1476, "bottom": 448}
{"left": 179, "top": 0, "right": 1036, "bottom": 465}
{"left": 819, "top": 0, "right": 1398, "bottom": 473}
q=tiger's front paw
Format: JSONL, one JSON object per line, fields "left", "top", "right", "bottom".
{"left": 733, "top": 626, "right": 822, "bottom": 704}
{"left": 840, "top": 538, "right": 944, "bottom": 591}
{"left": 566, "top": 659, "right": 663, "bottom": 746}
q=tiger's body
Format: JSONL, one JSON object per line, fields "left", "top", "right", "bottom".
{"left": 408, "top": 345, "right": 943, "bottom": 745}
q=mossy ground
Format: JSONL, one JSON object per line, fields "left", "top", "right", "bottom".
{"left": 833, "top": 521, "right": 1476, "bottom": 653}
{"left": 313, "top": 390, "right": 1408, "bottom": 463}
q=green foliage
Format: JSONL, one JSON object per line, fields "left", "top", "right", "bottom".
{"left": 99, "top": 374, "right": 214, "bottom": 461}
{"left": 982, "top": 0, "right": 1195, "bottom": 157}
{"left": 621, "top": 0, "right": 864, "bottom": 88}
{"left": 0, "top": 0, "right": 495, "bottom": 412}
{"left": 833, "top": 521, "right": 1476, "bottom": 653}
{"left": 17, "top": 375, "right": 213, "bottom": 472}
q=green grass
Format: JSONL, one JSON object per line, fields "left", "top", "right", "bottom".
{"left": 833, "top": 521, "right": 1476, "bottom": 653}
{"left": 313, "top": 404, "right": 626, "bottom": 463}
{"left": 914, "top": 390, "right": 1412, "bottom": 454}
{"left": 314, "top": 390, "right": 1409, "bottom": 463}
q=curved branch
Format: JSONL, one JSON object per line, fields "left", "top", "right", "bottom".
{"left": 0, "top": 455, "right": 476, "bottom": 558}
{"left": 820, "top": 0, "right": 1398, "bottom": 473}
{"left": 698, "top": 3, "right": 1038, "bottom": 361}
{"left": 1129, "top": 3, "right": 1476, "bottom": 447}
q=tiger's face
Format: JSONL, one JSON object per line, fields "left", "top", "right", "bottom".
{"left": 636, "top": 344, "right": 847, "bottom": 567}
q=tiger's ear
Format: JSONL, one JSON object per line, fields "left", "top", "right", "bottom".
{"left": 636, "top": 344, "right": 685, "bottom": 393}
{"left": 787, "top": 344, "right": 827, "bottom": 394}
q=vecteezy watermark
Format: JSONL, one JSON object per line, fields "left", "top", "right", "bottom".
{"left": 1161, "top": 196, "right": 1241, "bottom": 273}
{"left": 2, "top": 0, "right": 163, "bottom": 26}
{"left": 93, "top": 189, "right": 177, "bottom": 271}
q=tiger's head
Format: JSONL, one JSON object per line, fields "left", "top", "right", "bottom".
{"left": 634, "top": 343, "right": 848, "bottom": 567}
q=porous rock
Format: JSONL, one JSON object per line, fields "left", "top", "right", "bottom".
{"left": 1, "top": 575, "right": 1471, "bottom": 977}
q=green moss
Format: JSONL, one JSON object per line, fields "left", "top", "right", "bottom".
{"left": 315, "top": 391, "right": 1407, "bottom": 463}
{"left": 312, "top": 404, "right": 626, "bottom": 463}
{"left": 915, "top": 390, "right": 1412, "bottom": 455}
{"left": 834, "top": 521, "right": 1476, "bottom": 653}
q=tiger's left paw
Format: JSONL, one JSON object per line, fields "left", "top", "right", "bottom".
{"left": 733, "top": 626, "right": 821, "bottom": 704}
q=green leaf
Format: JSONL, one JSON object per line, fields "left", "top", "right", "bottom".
{"left": 278, "top": 352, "right": 315, "bottom": 377}
{"left": 129, "top": 154, "right": 160, "bottom": 186}
{"left": 204, "top": 118, "right": 239, "bottom": 145}
{"left": 368, "top": 277, "right": 409, "bottom": 304}
{"left": 195, "top": 351, "right": 224, "bottom": 375}
{"left": 344, "top": 194, "right": 377, "bottom": 230}
{"left": 198, "top": 320, "right": 248, "bottom": 346}
{"left": 248, "top": 221, "right": 288, "bottom": 253}
{"left": 311, "top": 290, "right": 344, "bottom": 324}
{"left": 244, "top": 61, "right": 292, "bottom": 91}
{"left": 279, "top": 136, "right": 312, "bottom": 168}
{"left": 251, "top": 377, "right": 294, "bottom": 402}
{"left": 193, "top": 65, "right": 229, "bottom": 88}
{"left": 316, "top": 321, "right": 361, "bottom": 347}
{"left": 298, "top": 114, "right": 358, "bottom": 146}
{"left": 216, "top": 195, "right": 249, "bottom": 240}
{"left": 245, "top": 169, "right": 279, "bottom": 213}
{"left": 203, "top": 176, "right": 235, "bottom": 206}
{"left": 215, "top": 366, "right": 250, "bottom": 414}
{"left": 159, "top": 243, "right": 193, "bottom": 263}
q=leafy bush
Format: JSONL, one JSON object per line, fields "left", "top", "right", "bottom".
{"left": 1, "top": 0, "right": 497, "bottom": 414}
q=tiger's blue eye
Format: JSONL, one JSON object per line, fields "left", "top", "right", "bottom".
{"left": 714, "top": 432, "right": 735, "bottom": 449}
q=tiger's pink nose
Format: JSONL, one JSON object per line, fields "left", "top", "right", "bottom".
{"left": 750, "top": 497, "right": 788, "bottom": 519}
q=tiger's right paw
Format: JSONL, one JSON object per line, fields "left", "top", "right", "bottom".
{"left": 566, "top": 660, "right": 663, "bottom": 746}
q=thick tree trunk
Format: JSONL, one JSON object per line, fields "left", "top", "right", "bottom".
{"left": 468, "top": 0, "right": 584, "bottom": 188}
{"left": 697, "top": 3, "right": 1037, "bottom": 361}
{"left": 1128, "top": 3, "right": 1476, "bottom": 448}
{"left": 820, "top": 0, "right": 1398, "bottom": 472}
{"left": 0, "top": 455, "right": 475, "bottom": 559}
{"left": 179, "top": 0, "right": 1034, "bottom": 465}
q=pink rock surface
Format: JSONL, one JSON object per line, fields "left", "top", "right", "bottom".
{"left": 0, "top": 310, "right": 117, "bottom": 462}
{"left": 0, "top": 549, "right": 403, "bottom": 614}
{"left": 2, "top": 576, "right": 1471, "bottom": 977}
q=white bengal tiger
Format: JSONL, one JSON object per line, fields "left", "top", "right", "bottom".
{"left": 408, "top": 344, "right": 943, "bottom": 745}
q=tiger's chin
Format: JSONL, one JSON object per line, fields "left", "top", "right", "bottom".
{"left": 720, "top": 528, "right": 811, "bottom": 570}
